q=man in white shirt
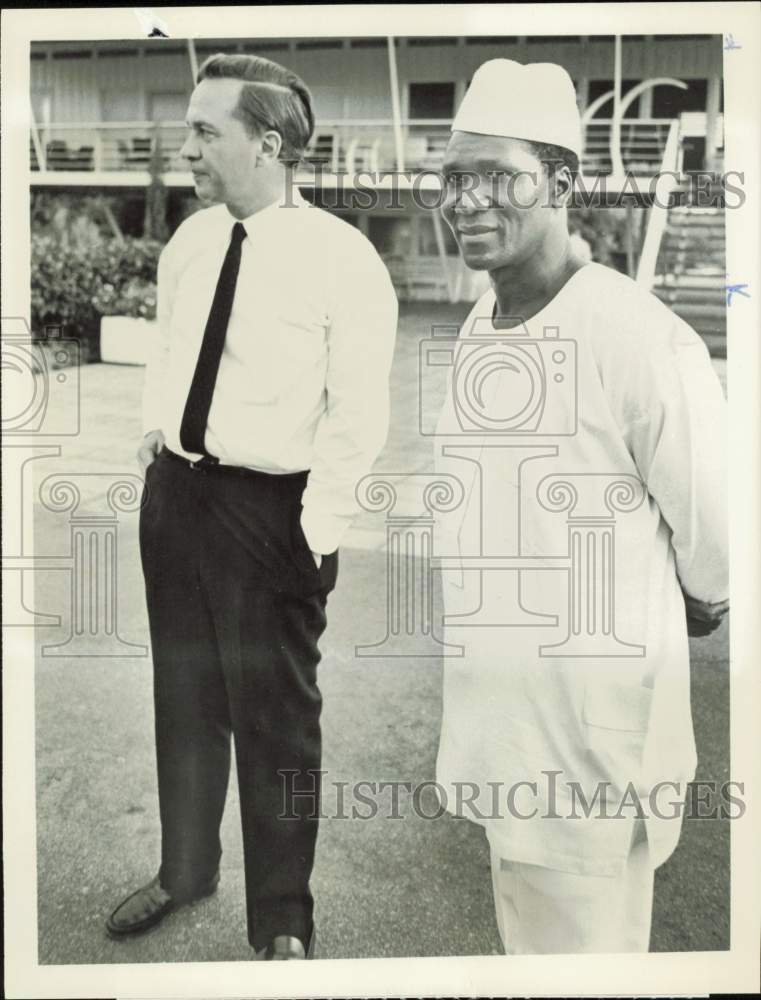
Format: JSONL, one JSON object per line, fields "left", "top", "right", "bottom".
{"left": 433, "top": 60, "right": 728, "bottom": 954}
{"left": 105, "top": 53, "right": 398, "bottom": 960}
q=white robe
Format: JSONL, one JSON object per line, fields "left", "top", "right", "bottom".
{"left": 433, "top": 262, "right": 728, "bottom": 876}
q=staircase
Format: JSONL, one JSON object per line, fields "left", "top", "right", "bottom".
{"left": 652, "top": 206, "right": 726, "bottom": 358}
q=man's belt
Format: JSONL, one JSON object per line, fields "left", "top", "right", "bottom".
{"left": 161, "top": 447, "right": 308, "bottom": 486}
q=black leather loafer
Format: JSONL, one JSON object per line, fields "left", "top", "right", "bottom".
{"left": 105, "top": 870, "right": 220, "bottom": 938}
{"left": 256, "top": 926, "right": 316, "bottom": 960}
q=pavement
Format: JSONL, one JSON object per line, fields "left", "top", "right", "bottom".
{"left": 31, "top": 303, "right": 730, "bottom": 965}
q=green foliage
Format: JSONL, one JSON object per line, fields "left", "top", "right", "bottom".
{"left": 568, "top": 207, "right": 641, "bottom": 271}
{"left": 32, "top": 191, "right": 120, "bottom": 243}
{"left": 31, "top": 234, "right": 162, "bottom": 341}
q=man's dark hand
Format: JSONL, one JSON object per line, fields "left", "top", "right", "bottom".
{"left": 682, "top": 591, "right": 729, "bottom": 637}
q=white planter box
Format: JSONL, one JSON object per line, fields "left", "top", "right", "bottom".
{"left": 100, "top": 316, "right": 157, "bottom": 366}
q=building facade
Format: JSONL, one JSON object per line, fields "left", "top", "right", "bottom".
{"left": 30, "top": 34, "right": 724, "bottom": 301}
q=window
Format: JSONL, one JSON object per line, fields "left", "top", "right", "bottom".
{"left": 97, "top": 49, "right": 140, "bottom": 58}
{"left": 295, "top": 39, "right": 343, "bottom": 50}
{"left": 407, "top": 37, "right": 458, "bottom": 47}
{"left": 526, "top": 36, "right": 581, "bottom": 43}
{"left": 587, "top": 80, "right": 642, "bottom": 118}
{"left": 250, "top": 42, "right": 290, "bottom": 52}
{"left": 195, "top": 44, "right": 239, "bottom": 56}
{"left": 143, "top": 46, "right": 185, "bottom": 56}
{"left": 51, "top": 49, "right": 92, "bottom": 60}
{"left": 651, "top": 79, "right": 708, "bottom": 117}
{"left": 465, "top": 37, "right": 517, "bottom": 46}
{"left": 408, "top": 82, "right": 455, "bottom": 120}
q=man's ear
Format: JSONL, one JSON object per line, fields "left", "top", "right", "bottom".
{"left": 257, "top": 129, "right": 283, "bottom": 164}
{"left": 550, "top": 166, "right": 574, "bottom": 209}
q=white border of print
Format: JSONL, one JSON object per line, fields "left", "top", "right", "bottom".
{"left": 3, "top": 4, "right": 760, "bottom": 998}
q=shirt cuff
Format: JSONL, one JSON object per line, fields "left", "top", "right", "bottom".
{"left": 300, "top": 507, "right": 348, "bottom": 556}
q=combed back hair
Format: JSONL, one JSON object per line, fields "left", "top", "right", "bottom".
{"left": 197, "top": 53, "right": 314, "bottom": 165}
{"left": 525, "top": 140, "right": 580, "bottom": 180}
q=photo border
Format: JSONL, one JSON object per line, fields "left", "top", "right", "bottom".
{"left": 3, "top": 4, "right": 759, "bottom": 997}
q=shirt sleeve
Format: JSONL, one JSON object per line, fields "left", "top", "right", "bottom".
{"left": 299, "top": 240, "right": 399, "bottom": 554}
{"left": 141, "top": 242, "right": 176, "bottom": 436}
{"left": 624, "top": 325, "right": 728, "bottom": 604}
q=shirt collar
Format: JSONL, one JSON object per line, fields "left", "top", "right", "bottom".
{"left": 226, "top": 186, "right": 309, "bottom": 241}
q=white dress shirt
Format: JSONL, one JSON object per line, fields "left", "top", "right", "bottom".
{"left": 142, "top": 189, "right": 398, "bottom": 554}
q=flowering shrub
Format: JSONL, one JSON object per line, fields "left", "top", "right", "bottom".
{"left": 31, "top": 235, "right": 162, "bottom": 349}
{"left": 91, "top": 277, "right": 157, "bottom": 320}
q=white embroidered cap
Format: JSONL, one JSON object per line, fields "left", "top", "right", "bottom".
{"left": 451, "top": 58, "right": 582, "bottom": 158}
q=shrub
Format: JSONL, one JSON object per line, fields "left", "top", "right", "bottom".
{"left": 568, "top": 206, "right": 643, "bottom": 273}
{"left": 31, "top": 234, "right": 162, "bottom": 351}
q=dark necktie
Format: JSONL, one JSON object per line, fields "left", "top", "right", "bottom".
{"left": 179, "top": 221, "right": 247, "bottom": 455}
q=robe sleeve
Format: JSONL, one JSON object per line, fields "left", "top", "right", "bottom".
{"left": 623, "top": 324, "right": 728, "bottom": 605}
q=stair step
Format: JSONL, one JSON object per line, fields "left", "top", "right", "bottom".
{"left": 667, "top": 228, "right": 725, "bottom": 240}
{"left": 700, "top": 333, "right": 727, "bottom": 359}
{"left": 669, "top": 302, "right": 727, "bottom": 320}
{"left": 665, "top": 230, "right": 725, "bottom": 241}
{"left": 669, "top": 222, "right": 724, "bottom": 233}
{"left": 669, "top": 207, "right": 724, "bottom": 217}
{"left": 661, "top": 262, "right": 727, "bottom": 276}
{"left": 655, "top": 289, "right": 725, "bottom": 306}
{"left": 654, "top": 275, "right": 726, "bottom": 289}
{"left": 661, "top": 252, "right": 726, "bottom": 266}
{"left": 667, "top": 218, "right": 724, "bottom": 227}
{"left": 691, "top": 323, "right": 727, "bottom": 338}
{"left": 653, "top": 206, "right": 728, "bottom": 358}
{"left": 666, "top": 224, "right": 725, "bottom": 234}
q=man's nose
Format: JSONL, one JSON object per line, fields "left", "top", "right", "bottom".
{"left": 454, "top": 191, "right": 491, "bottom": 214}
{"left": 451, "top": 177, "right": 492, "bottom": 213}
{"left": 180, "top": 133, "right": 200, "bottom": 161}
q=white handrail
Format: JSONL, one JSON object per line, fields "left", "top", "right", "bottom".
{"left": 29, "top": 97, "right": 47, "bottom": 171}
{"left": 387, "top": 35, "right": 405, "bottom": 172}
{"left": 636, "top": 118, "right": 681, "bottom": 289}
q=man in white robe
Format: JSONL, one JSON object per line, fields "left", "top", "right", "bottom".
{"left": 432, "top": 59, "right": 729, "bottom": 954}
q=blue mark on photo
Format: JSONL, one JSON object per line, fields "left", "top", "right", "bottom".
{"left": 725, "top": 281, "right": 750, "bottom": 307}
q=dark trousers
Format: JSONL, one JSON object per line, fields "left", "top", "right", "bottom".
{"left": 139, "top": 447, "right": 338, "bottom": 951}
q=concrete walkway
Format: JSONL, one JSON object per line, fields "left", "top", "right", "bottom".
{"left": 32, "top": 304, "right": 730, "bottom": 964}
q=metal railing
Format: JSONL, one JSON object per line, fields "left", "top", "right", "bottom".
{"left": 29, "top": 119, "right": 452, "bottom": 175}
{"left": 636, "top": 119, "right": 681, "bottom": 289}
{"left": 31, "top": 118, "right": 681, "bottom": 178}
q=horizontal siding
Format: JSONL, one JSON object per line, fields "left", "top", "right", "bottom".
{"left": 31, "top": 36, "right": 722, "bottom": 124}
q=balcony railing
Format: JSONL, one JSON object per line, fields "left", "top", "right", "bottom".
{"left": 30, "top": 118, "right": 688, "bottom": 179}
